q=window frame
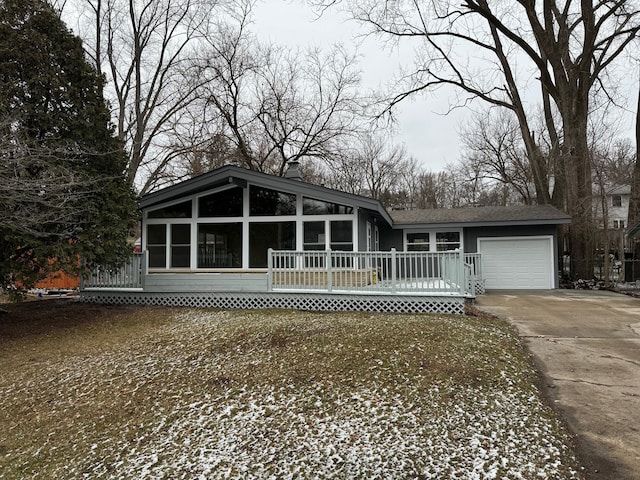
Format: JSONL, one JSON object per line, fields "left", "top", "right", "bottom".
{"left": 405, "top": 229, "right": 463, "bottom": 252}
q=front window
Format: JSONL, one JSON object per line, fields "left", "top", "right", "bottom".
{"left": 304, "top": 221, "right": 325, "bottom": 250}
{"left": 407, "top": 233, "right": 430, "bottom": 251}
{"left": 147, "top": 224, "right": 167, "bottom": 268}
{"left": 303, "top": 197, "right": 353, "bottom": 215}
{"left": 436, "top": 232, "right": 460, "bottom": 251}
{"left": 249, "top": 222, "right": 296, "bottom": 267}
{"left": 199, "top": 187, "right": 243, "bottom": 217}
{"left": 198, "top": 223, "right": 242, "bottom": 268}
{"left": 330, "top": 221, "right": 353, "bottom": 251}
{"left": 250, "top": 186, "right": 296, "bottom": 216}
{"left": 171, "top": 224, "right": 190, "bottom": 268}
{"left": 148, "top": 200, "right": 192, "bottom": 218}
{"left": 612, "top": 195, "right": 622, "bottom": 207}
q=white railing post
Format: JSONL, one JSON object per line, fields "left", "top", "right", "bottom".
{"left": 326, "top": 249, "right": 333, "bottom": 292}
{"left": 458, "top": 250, "right": 465, "bottom": 295}
{"left": 267, "top": 248, "right": 273, "bottom": 291}
{"left": 391, "top": 248, "right": 397, "bottom": 294}
{"left": 141, "top": 251, "right": 148, "bottom": 287}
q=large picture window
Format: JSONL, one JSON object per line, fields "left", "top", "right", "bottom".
{"left": 436, "top": 232, "right": 460, "bottom": 251}
{"left": 304, "top": 221, "right": 325, "bottom": 250}
{"left": 249, "top": 222, "right": 296, "bottom": 267}
{"left": 407, "top": 233, "right": 430, "bottom": 251}
{"left": 249, "top": 186, "right": 296, "bottom": 216}
{"left": 303, "top": 197, "right": 353, "bottom": 215}
{"left": 330, "top": 221, "right": 353, "bottom": 251}
{"left": 199, "top": 187, "right": 243, "bottom": 217}
{"left": 148, "top": 200, "right": 192, "bottom": 218}
{"left": 171, "top": 224, "right": 191, "bottom": 268}
{"left": 198, "top": 223, "right": 242, "bottom": 268}
{"left": 147, "top": 224, "right": 167, "bottom": 268}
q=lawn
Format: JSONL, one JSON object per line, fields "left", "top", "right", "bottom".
{"left": 0, "top": 300, "right": 584, "bottom": 479}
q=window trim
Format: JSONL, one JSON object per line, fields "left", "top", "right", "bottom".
{"left": 612, "top": 195, "right": 622, "bottom": 207}
{"left": 404, "top": 229, "right": 463, "bottom": 252}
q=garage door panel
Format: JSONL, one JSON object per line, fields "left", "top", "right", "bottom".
{"left": 479, "top": 237, "right": 553, "bottom": 289}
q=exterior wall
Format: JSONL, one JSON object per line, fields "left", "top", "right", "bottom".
{"left": 381, "top": 228, "right": 404, "bottom": 251}
{"left": 593, "top": 190, "right": 630, "bottom": 229}
{"left": 143, "top": 272, "right": 268, "bottom": 293}
{"left": 357, "top": 210, "right": 385, "bottom": 252}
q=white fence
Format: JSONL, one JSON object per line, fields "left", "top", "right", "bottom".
{"left": 82, "top": 252, "right": 146, "bottom": 289}
{"left": 268, "top": 249, "right": 478, "bottom": 296}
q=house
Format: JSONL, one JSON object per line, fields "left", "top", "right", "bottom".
{"left": 81, "top": 164, "right": 571, "bottom": 313}
{"left": 593, "top": 184, "right": 630, "bottom": 231}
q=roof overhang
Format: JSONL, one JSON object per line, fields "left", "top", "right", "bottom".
{"left": 395, "top": 217, "right": 572, "bottom": 230}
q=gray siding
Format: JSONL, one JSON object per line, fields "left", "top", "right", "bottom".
{"left": 382, "top": 228, "right": 403, "bottom": 251}
{"left": 144, "top": 273, "right": 269, "bottom": 293}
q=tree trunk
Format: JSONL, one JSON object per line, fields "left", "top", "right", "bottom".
{"left": 629, "top": 72, "right": 640, "bottom": 280}
{"left": 560, "top": 102, "right": 594, "bottom": 280}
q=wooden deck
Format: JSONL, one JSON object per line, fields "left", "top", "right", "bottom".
{"left": 80, "top": 250, "right": 483, "bottom": 314}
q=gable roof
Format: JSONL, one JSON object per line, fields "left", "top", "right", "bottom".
{"left": 390, "top": 205, "right": 572, "bottom": 229}
{"left": 139, "top": 165, "right": 394, "bottom": 225}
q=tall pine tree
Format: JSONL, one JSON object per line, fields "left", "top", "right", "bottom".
{"left": 0, "top": 0, "right": 137, "bottom": 294}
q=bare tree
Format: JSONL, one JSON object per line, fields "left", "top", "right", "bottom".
{"left": 255, "top": 45, "right": 364, "bottom": 176}
{"left": 64, "top": 0, "right": 219, "bottom": 192}
{"left": 313, "top": 0, "right": 640, "bottom": 278}
{"left": 459, "top": 109, "right": 535, "bottom": 205}
{"left": 322, "top": 132, "right": 409, "bottom": 206}
{"left": 196, "top": 6, "right": 366, "bottom": 178}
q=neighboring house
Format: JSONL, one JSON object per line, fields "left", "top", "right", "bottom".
{"left": 81, "top": 164, "right": 571, "bottom": 313}
{"left": 593, "top": 185, "right": 630, "bottom": 231}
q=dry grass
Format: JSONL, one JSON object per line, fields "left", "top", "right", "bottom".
{"left": 0, "top": 300, "right": 584, "bottom": 479}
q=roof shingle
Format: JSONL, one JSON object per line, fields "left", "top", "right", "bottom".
{"left": 390, "top": 205, "right": 571, "bottom": 226}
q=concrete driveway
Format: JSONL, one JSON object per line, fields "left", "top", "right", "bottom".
{"left": 475, "top": 290, "right": 640, "bottom": 480}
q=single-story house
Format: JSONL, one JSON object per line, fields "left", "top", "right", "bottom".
{"left": 81, "top": 164, "right": 571, "bottom": 313}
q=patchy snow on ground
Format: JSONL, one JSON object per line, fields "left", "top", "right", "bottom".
{"left": 0, "top": 309, "right": 583, "bottom": 479}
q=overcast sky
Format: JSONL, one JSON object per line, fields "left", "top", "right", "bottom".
{"left": 251, "top": 1, "right": 640, "bottom": 174}
{"left": 251, "top": 0, "right": 466, "bottom": 173}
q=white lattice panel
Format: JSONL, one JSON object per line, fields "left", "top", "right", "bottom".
{"left": 81, "top": 291, "right": 466, "bottom": 315}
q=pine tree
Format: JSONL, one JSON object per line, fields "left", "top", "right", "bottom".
{"left": 0, "top": 0, "right": 137, "bottom": 295}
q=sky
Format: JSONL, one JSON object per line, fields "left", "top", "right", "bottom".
{"left": 251, "top": 1, "right": 640, "bottom": 174}
{"left": 251, "top": 0, "right": 466, "bottom": 172}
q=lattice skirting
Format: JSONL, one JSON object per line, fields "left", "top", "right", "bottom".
{"left": 81, "top": 291, "right": 466, "bottom": 315}
{"left": 471, "top": 279, "right": 486, "bottom": 295}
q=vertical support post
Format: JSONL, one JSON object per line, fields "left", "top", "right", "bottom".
{"left": 326, "top": 248, "right": 333, "bottom": 292}
{"left": 267, "top": 248, "right": 273, "bottom": 292}
{"left": 141, "top": 250, "right": 149, "bottom": 288}
{"left": 391, "top": 248, "right": 397, "bottom": 294}
{"left": 458, "top": 250, "right": 465, "bottom": 295}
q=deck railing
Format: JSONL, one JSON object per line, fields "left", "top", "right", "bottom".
{"left": 268, "top": 249, "right": 475, "bottom": 295}
{"left": 463, "top": 253, "right": 483, "bottom": 296}
{"left": 81, "top": 249, "right": 482, "bottom": 297}
{"left": 81, "top": 251, "right": 146, "bottom": 289}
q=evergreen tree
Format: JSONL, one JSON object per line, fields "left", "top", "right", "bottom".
{"left": 0, "top": 0, "right": 137, "bottom": 295}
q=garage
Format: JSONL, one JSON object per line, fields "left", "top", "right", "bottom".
{"left": 478, "top": 236, "right": 554, "bottom": 289}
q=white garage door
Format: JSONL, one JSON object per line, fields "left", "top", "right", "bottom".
{"left": 478, "top": 237, "right": 554, "bottom": 289}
